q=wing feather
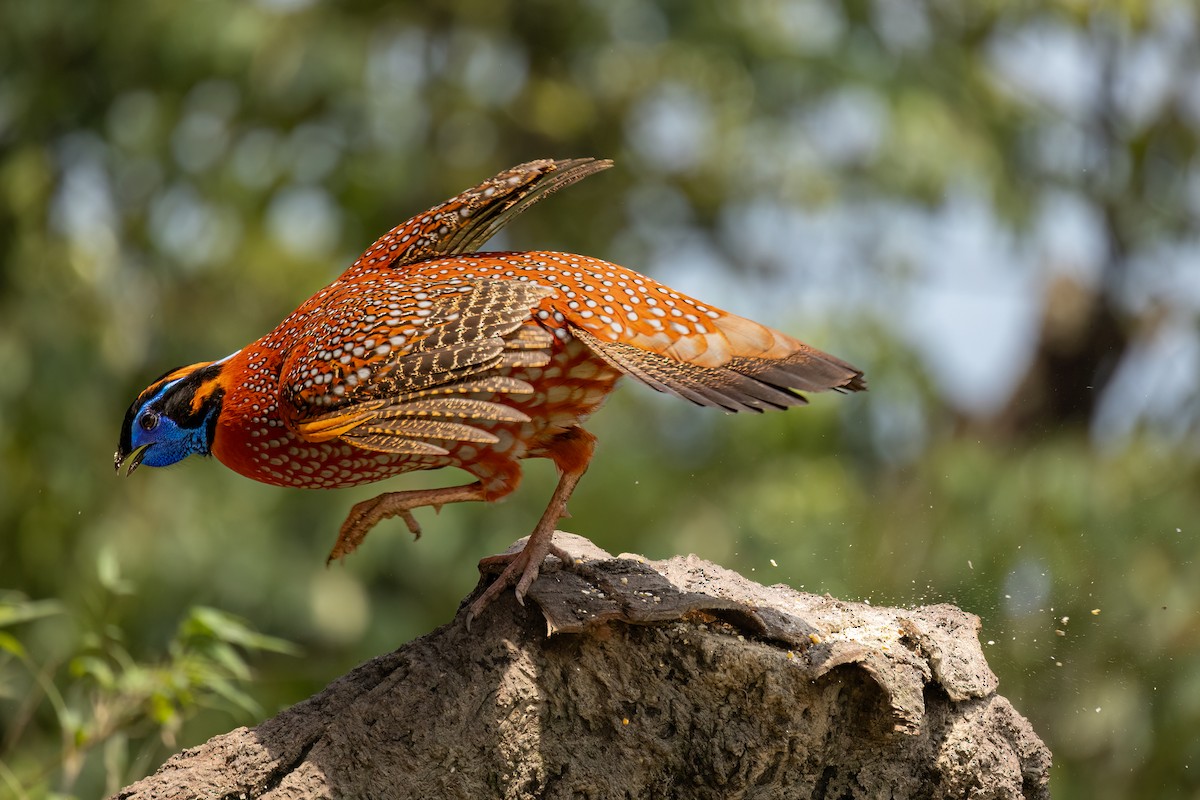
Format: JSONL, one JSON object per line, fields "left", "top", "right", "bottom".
{"left": 342, "top": 158, "right": 612, "bottom": 277}
{"left": 289, "top": 280, "right": 555, "bottom": 454}
{"left": 567, "top": 325, "right": 865, "bottom": 414}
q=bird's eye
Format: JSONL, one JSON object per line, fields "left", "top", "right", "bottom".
{"left": 140, "top": 411, "right": 160, "bottom": 432}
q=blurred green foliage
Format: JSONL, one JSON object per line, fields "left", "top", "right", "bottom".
{"left": 2, "top": 0, "right": 1198, "bottom": 797}
{"left": 0, "top": 586, "right": 294, "bottom": 797}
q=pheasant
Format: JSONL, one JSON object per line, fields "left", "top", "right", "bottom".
{"left": 115, "top": 158, "right": 866, "bottom": 624}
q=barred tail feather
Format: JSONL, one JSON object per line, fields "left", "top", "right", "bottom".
{"left": 570, "top": 322, "right": 864, "bottom": 414}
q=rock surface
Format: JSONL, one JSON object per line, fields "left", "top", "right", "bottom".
{"left": 113, "top": 533, "right": 1051, "bottom": 799}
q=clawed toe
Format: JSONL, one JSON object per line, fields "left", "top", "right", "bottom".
{"left": 399, "top": 510, "right": 422, "bottom": 540}
{"left": 548, "top": 544, "right": 580, "bottom": 571}
{"left": 325, "top": 485, "right": 489, "bottom": 565}
{"left": 327, "top": 497, "right": 385, "bottom": 563}
{"left": 465, "top": 537, "right": 578, "bottom": 628}
{"left": 466, "top": 553, "right": 532, "bottom": 628}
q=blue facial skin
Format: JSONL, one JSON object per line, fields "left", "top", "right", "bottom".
{"left": 117, "top": 358, "right": 229, "bottom": 476}
{"left": 131, "top": 406, "right": 213, "bottom": 466}
{"left": 129, "top": 380, "right": 217, "bottom": 467}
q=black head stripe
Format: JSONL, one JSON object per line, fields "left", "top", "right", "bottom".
{"left": 160, "top": 362, "right": 226, "bottom": 431}
{"left": 204, "top": 396, "right": 223, "bottom": 453}
{"left": 118, "top": 398, "right": 139, "bottom": 460}
{"left": 117, "top": 361, "right": 226, "bottom": 459}
{"left": 118, "top": 366, "right": 189, "bottom": 461}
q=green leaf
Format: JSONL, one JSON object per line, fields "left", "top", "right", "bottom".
{"left": 203, "top": 676, "right": 262, "bottom": 717}
{"left": 0, "top": 599, "right": 65, "bottom": 628}
{"left": 181, "top": 607, "right": 299, "bottom": 656}
{"left": 70, "top": 655, "right": 116, "bottom": 689}
{"left": 0, "top": 631, "right": 28, "bottom": 658}
{"left": 96, "top": 547, "right": 134, "bottom": 596}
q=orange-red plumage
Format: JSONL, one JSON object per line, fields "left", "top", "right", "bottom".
{"left": 117, "top": 159, "right": 865, "bottom": 623}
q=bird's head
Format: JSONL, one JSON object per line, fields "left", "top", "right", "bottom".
{"left": 115, "top": 360, "right": 228, "bottom": 475}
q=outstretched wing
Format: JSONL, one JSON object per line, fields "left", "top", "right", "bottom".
{"left": 570, "top": 325, "right": 864, "bottom": 414}
{"left": 342, "top": 158, "right": 612, "bottom": 279}
{"left": 282, "top": 279, "right": 557, "bottom": 456}
{"left": 539, "top": 265, "right": 866, "bottom": 414}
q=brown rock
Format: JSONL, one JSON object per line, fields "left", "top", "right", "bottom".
{"left": 113, "top": 532, "right": 1050, "bottom": 800}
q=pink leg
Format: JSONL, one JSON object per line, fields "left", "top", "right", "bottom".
{"left": 466, "top": 428, "right": 596, "bottom": 626}
{"left": 328, "top": 482, "right": 489, "bottom": 563}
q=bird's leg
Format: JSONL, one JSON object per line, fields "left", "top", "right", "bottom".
{"left": 466, "top": 428, "right": 596, "bottom": 626}
{"left": 328, "top": 482, "right": 489, "bottom": 563}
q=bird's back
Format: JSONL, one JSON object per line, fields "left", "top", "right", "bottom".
{"left": 211, "top": 245, "right": 861, "bottom": 490}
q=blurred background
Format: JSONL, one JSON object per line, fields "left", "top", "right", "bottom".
{"left": 1, "top": 0, "right": 1198, "bottom": 797}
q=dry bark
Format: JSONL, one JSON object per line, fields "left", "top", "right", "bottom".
{"left": 113, "top": 533, "right": 1050, "bottom": 800}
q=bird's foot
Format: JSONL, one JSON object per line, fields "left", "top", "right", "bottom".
{"left": 327, "top": 492, "right": 423, "bottom": 563}
{"left": 465, "top": 535, "right": 578, "bottom": 628}
{"left": 326, "top": 483, "right": 489, "bottom": 564}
